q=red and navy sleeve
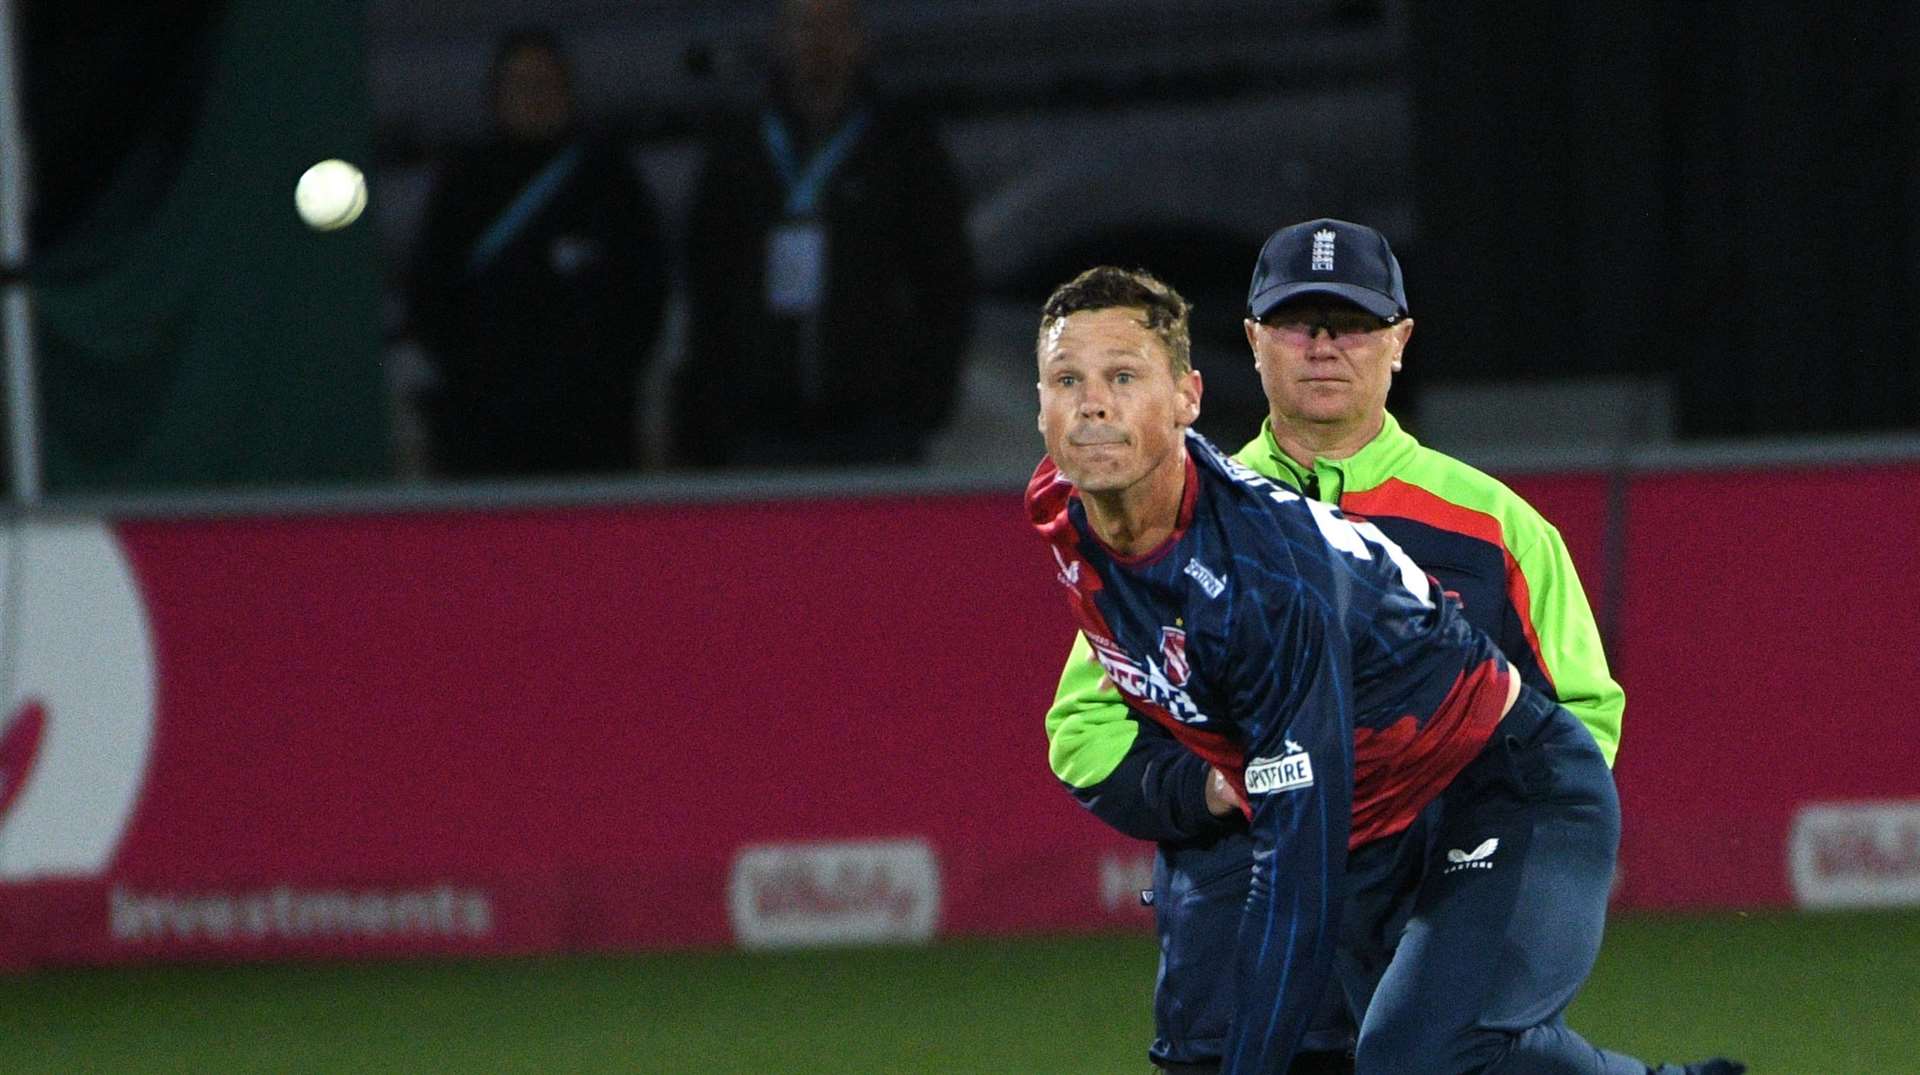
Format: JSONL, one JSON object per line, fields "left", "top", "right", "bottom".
{"left": 1069, "top": 716, "right": 1242, "bottom": 844}
{"left": 1222, "top": 581, "right": 1354, "bottom": 1075}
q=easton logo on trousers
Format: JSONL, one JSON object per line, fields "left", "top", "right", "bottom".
{"left": 1443, "top": 838, "right": 1499, "bottom": 874}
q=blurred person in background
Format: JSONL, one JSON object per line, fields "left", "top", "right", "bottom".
{"left": 1043, "top": 221, "right": 1630, "bottom": 1074}
{"left": 407, "top": 28, "right": 669, "bottom": 478}
{"left": 670, "top": 0, "right": 974, "bottom": 468}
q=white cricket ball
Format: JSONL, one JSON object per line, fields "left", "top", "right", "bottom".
{"left": 294, "top": 158, "right": 368, "bottom": 232}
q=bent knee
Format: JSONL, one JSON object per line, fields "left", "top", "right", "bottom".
{"left": 1356, "top": 1022, "right": 1509, "bottom": 1075}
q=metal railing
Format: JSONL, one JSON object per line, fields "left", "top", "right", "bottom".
{"left": 0, "top": 0, "right": 42, "bottom": 506}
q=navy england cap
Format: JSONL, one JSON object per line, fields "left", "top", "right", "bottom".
{"left": 1246, "top": 218, "right": 1409, "bottom": 323}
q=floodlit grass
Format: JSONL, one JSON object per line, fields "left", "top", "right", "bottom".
{"left": 1568, "top": 910, "right": 1919, "bottom": 1075}
{"left": 0, "top": 910, "right": 1912, "bottom": 1073}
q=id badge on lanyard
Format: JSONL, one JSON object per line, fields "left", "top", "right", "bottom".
{"left": 765, "top": 221, "right": 828, "bottom": 315}
{"left": 760, "top": 109, "right": 869, "bottom": 318}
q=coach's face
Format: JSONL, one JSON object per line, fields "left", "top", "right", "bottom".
{"left": 1245, "top": 299, "right": 1413, "bottom": 430}
{"left": 1038, "top": 307, "right": 1202, "bottom": 494}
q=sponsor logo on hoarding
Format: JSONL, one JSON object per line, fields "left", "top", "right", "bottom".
{"left": 1788, "top": 800, "right": 1920, "bottom": 910}
{"left": 1098, "top": 850, "right": 1154, "bottom": 913}
{"left": 729, "top": 839, "right": 940, "bottom": 949}
{"left": 0, "top": 702, "right": 44, "bottom": 826}
{"left": 0, "top": 522, "right": 156, "bottom": 881}
{"left": 109, "top": 884, "right": 494, "bottom": 944}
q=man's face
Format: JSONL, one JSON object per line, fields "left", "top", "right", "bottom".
{"left": 1038, "top": 308, "right": 1202, "bottom": 494}
{"left": 495, "top": 45, "right": 573, "bottom": 142}
{"left": 1244, "top": 299, "right": 1413, "bottom": 429}
{"left": 779, "top": 0, "right": 862, "bottom": 119}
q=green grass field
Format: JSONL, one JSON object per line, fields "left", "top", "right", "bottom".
{"left": 2, "top": 910, "right": 1913, "bottom": 1073}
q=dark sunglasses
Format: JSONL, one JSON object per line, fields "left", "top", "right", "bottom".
{"left": 1253, "top": 307, "right": 1394, "bottom": 341}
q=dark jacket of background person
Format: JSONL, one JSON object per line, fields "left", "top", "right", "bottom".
{"left": 408, "top": 131, "right": 669, "bottom": 477}
{"left": 671, "top": 84, "right": 974, "bottom": 467}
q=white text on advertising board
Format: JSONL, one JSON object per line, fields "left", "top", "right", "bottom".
{"left": 729, "top": 839, "right": 940, "bottom": 949}
{"left": 1788, "top": 800, "right": 1920, "bottom": 909}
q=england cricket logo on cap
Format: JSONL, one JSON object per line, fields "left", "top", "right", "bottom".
{"left": 1311, "top": 228, "right": 1337, "bottom": 272}
{"left": 0, "top": 521, "right": 156, "bottom": 881}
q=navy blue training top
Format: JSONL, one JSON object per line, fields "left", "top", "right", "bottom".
{"left": 1027, "top": 430, "right": 1512, "bottom": 1075}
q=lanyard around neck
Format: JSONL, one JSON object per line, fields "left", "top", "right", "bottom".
{"left": 466, "top": 142, "right": 583, "bottom": 275}
{"left": 760, "top": 108, "right": 872, "bottom": 218}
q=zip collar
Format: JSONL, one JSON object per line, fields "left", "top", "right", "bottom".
{"left": 1237, "top": 411, "right": 1421, "bottom": 502}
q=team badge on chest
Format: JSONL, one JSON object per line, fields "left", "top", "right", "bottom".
{"left": 1160, "top": 626, "right": 1190, "bottom": 687}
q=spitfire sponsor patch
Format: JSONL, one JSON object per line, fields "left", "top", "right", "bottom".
{"left": 1245, "top": 742, "right": 1314, "bottom": 795}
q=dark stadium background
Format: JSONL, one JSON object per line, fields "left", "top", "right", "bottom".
{"left": 4, "top": 3, "right": 1917, "bottom": 1072}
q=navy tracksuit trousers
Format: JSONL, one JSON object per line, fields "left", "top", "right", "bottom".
{"left": 1151, "top": 690, "right": 1657, "bottom": 1075}
{"left": 1355, "top": 688, "right": 1651, "bottom": 1074}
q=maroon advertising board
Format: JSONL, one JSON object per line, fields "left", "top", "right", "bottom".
{"left": 1, "top": 463, "right": 1915, "bottom": 969}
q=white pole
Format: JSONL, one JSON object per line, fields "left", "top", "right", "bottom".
{"left": 0, "top": 0, "right": 43, "bottom": 506}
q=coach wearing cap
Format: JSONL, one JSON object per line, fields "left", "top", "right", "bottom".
{"left": 1243, "top": 219, "right": 1412, "bottom": 476}
{"left": 1042, "top": 219, "right": 1625, "bottom": 1073}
